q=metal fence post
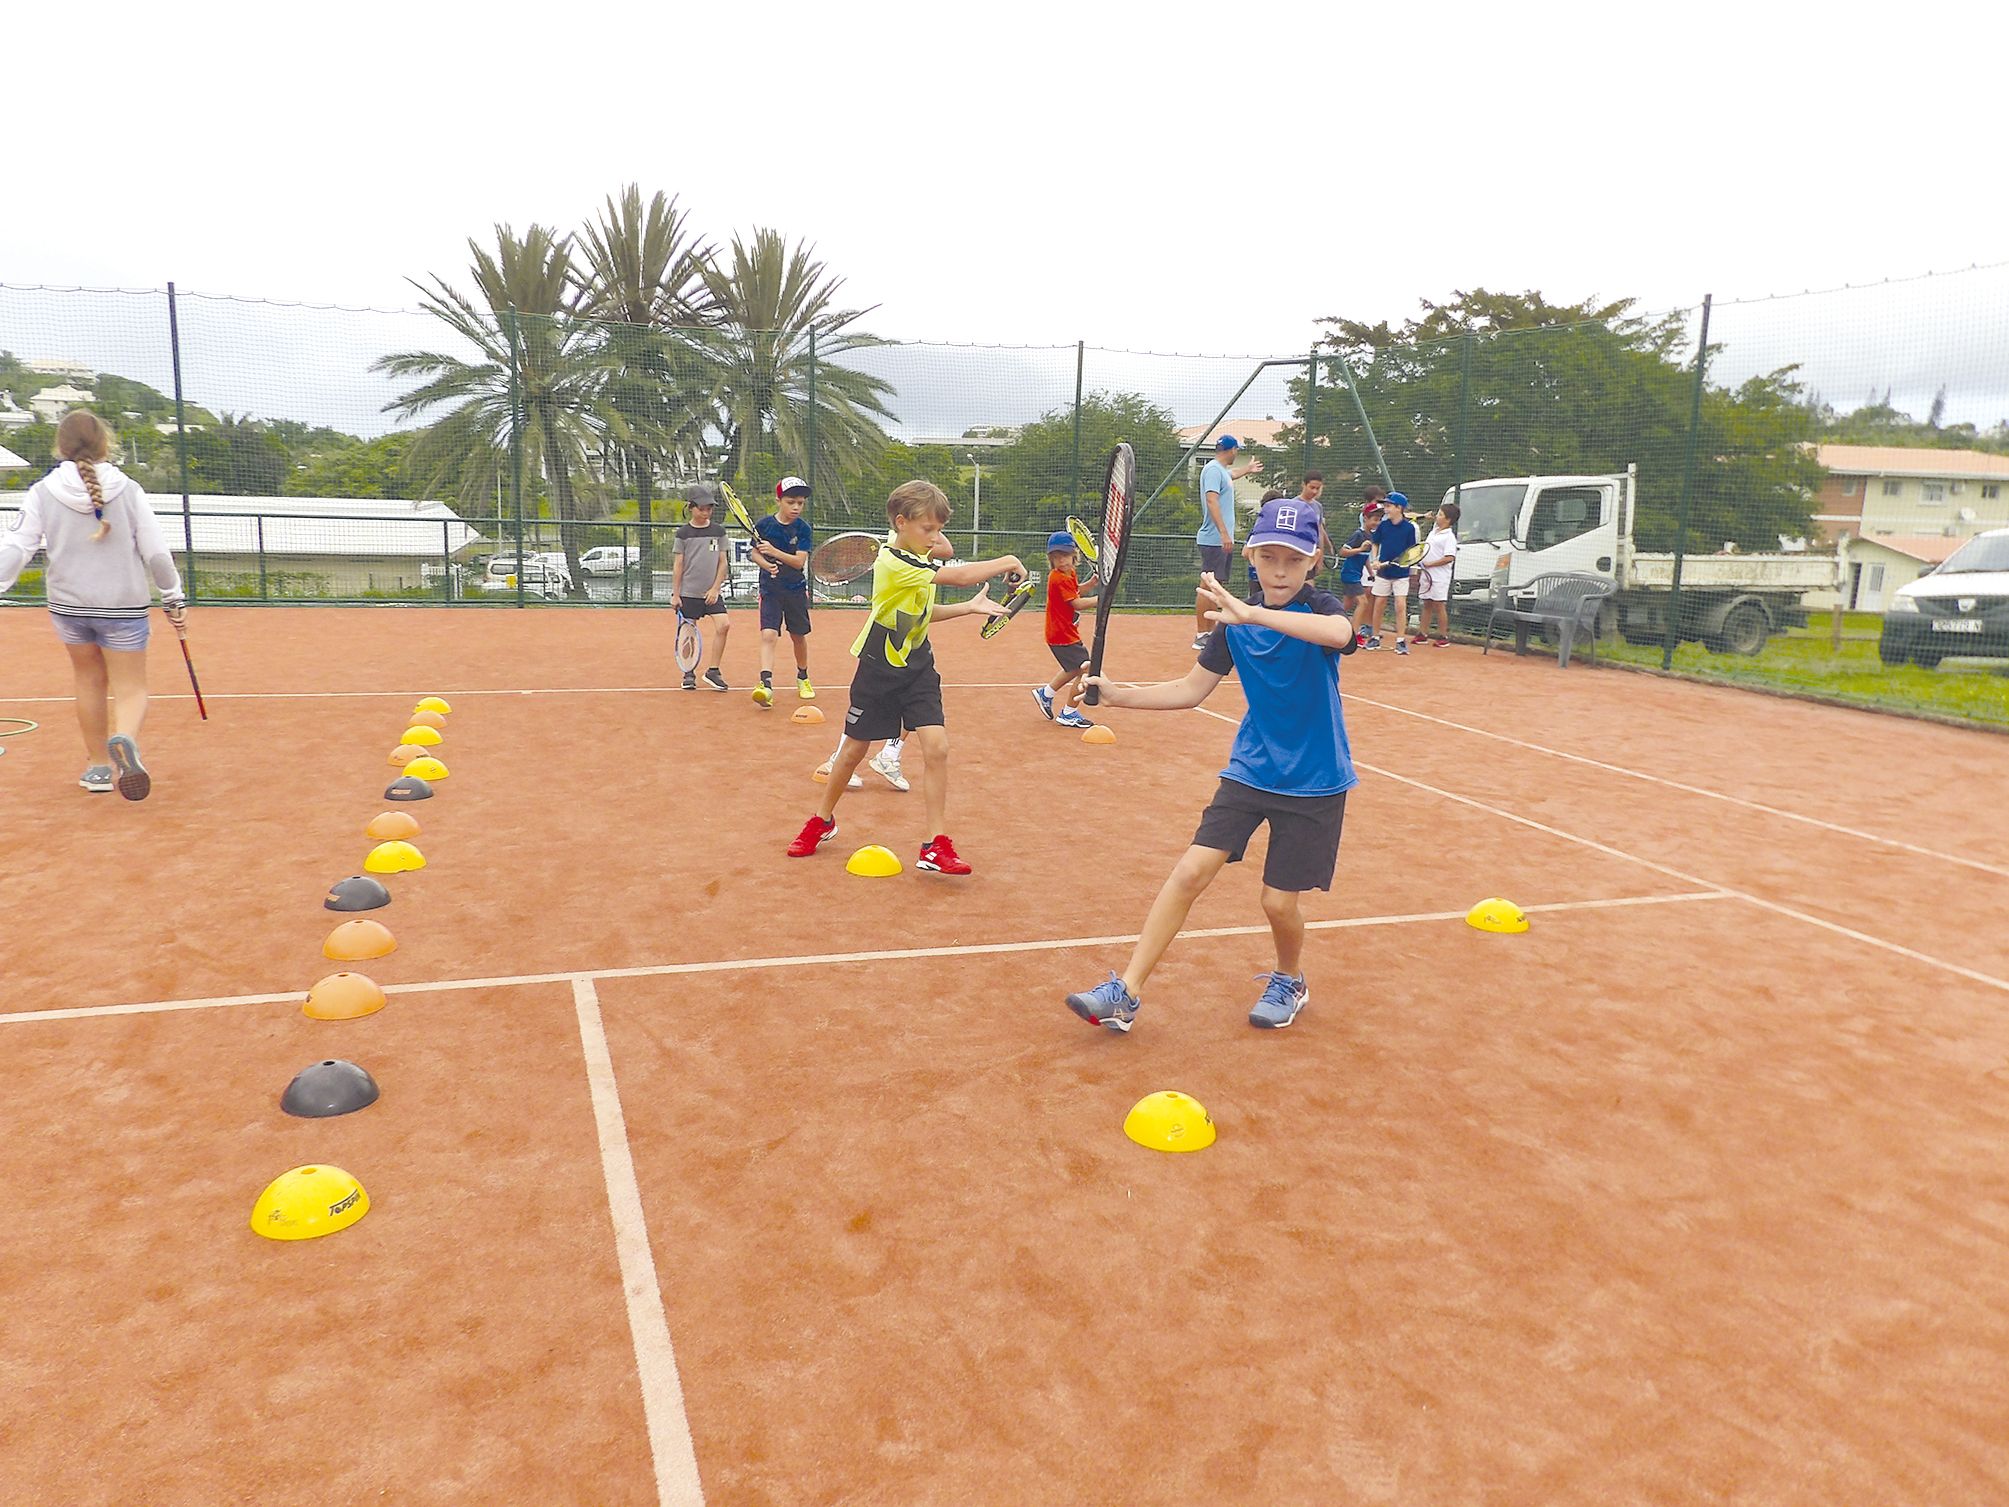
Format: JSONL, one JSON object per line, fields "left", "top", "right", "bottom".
{"left": 1455, "top": 333, "right": 1473, "bottom": 507}
{"left": 441, "top": 519, "right": 453, "bottom": 602}
{"left": 1069, "top": 340, "right": 1085, "bottom": 512}
{"left": 805, "top": 328, "right": 817, "bottom": 533}
{"left": 166, "top": 281, "right": 196, "bottom": 597}
{"left": 256, "top": 514, "right": 268, "bottom": 600}
{"left": 1302, "top": 351, "right": 1318, "bottom": 476}
{"left": 505, "top": 308, "right": 526, "bottom": 609}
{"left": 1330, "top": 353, "right": 1394, "bottom": 494}
{"left": 1662, "top": 294, "right": 1713, "bottom": 670}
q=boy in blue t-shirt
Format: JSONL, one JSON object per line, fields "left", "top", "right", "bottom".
{"left": 1360, "top": 491, "right": 1420, "bottom": 653}
{"left": 751, "top": 476, "right": 815, "bottom": 706}
{"left": 1337, "top": 493, "right": 1383, "bottom": 647}
{"left": 1066, "top": 496, "right": 1358, "bottom": 1034}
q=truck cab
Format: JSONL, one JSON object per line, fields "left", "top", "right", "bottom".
{"left": 1446, "top": 473, "right": 1627, "bottom": 616}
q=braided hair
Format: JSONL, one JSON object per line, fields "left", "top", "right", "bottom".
{"left": 55, "top": 410, "right": 115, "bottom": 542}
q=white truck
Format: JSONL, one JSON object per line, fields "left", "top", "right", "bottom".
{"left": 1442, "top": 465, "right": 1843, "bottom": 655}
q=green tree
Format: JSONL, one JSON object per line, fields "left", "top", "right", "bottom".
{"left": 185, "top": 414, "right": 290, "bottom": 495}
{"left": 377, "top": 224, "right": 610, "bottom": 592}
{"left": 572, "top": 185, "right": 716, "bottom": 595}
{"left": 702, "top": 228, "right": 897, "bottom": 503}
{"left": 992, "top": 391, "right": 1189, "bottom": 531}
{"left": 1288, "top": 289, "right": 1821, "bottom": 550}
{"left": 283, "top": 432, "right": 421, "bottom": 499}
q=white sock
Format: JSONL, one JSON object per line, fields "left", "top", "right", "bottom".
{"left": 881, "top": 739, "right": 904, "bottom": 763}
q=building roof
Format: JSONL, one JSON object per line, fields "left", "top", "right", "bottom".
{"left": 1850, "top": 534, "right": 1968, "bottom": 564}
{"left": 0, "top": 443, "right": 26, "bottom": 469}
{"left": 1177, "top": 419, "right": 1291, "bottom": 451}
{"left": 30, "top": 384, "right": 97, "bottom": 404}
{"left": 0, "top": 492, "right": 490, "bottom": 559}
{"left": 1817, "top": 444, "right": 2009, "bottom": 481}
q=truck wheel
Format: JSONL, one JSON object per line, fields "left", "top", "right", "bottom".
{"left": 1877, "top": 635, "right": 1907, "bottom": 667}
{"left": 1714, "top": 602, "right": 1769, "bottom": 656}
{"left": 1914, "top": 649, "right": 1943, "bottom": 670}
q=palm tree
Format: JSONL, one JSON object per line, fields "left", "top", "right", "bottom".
{"left": 572, "top": 186, "right": 716, "bottom": 597}
{"left": 375, "top": 224, "right": 607, "bottom": 594}
{"left": 703, "top": 228, "right": 897, "bottom": 509}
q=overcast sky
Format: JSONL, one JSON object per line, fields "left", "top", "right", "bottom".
{"left": 5, "top": 1, "right": 2006, "bottom": 427}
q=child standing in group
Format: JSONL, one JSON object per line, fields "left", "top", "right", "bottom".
{"left": 672, "top": 486, "right": 731, "bottom": 691}
{"left": 1033, "top": 530, "right": 1099, "bottom": 731}
{"left": 787, "top": 481, "right": 1024, "bottom": 875}
{"left": 1336, "top": 497, "right": 1382, "bottom": 645}
{"left": 751, "top": 476, "right": 815, "bottom": 707}
{"left": 0, "top": 411, "right": 186, "bottom": 800}
{"left": 1411, "top": 501, "right": 1461, "bottom": 647}
{"left": 1361, "top": 491, "right": 1419, "bottom": 654}
{"left": 1064, "top": 496, "right": 1356, "bottom": 1032}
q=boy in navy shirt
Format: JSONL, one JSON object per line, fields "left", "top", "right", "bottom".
{"left": 1066, "top": 496, "right": 1358, "bottom": 1033}
{"left": 751, "top": 476, "right": 816, "bottom": 707}
{"left": 1360, "top": 491, "right": 1419, "bottom": 654}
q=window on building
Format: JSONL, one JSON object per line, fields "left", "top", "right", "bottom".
{"left": 1881, "top": 480, "right": 1902, "bottom": 497}
{"left": 1922, "top": 482, "right": 1946, "bottom": 504}
{"left": 1866, "top": 564, "right": 1885, "bottom": 596}
{"left": 1841, "top": 478, "right": 1859, "bottom": 496}
{"left": 1984, "top": 484, "right": 2002, "bottom": 501}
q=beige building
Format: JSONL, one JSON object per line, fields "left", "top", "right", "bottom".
{"left": 28, "top": 384, "right": 97, "bottom": 423}
{"left": 1812, "top": 444, "right": 2009, "bottom": 544}
{"left": 1840, "top": 534, "right": 1967, "bottom": 613}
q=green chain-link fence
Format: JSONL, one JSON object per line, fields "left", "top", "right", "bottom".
{"left": 4, "top": 268, "right": 2007, "bottom": 727}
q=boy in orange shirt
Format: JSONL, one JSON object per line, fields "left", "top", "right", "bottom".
{"left": 1031, "top": 530, "right": 1099, "bottom": 730}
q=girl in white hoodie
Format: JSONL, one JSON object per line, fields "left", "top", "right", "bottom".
{"left": 0, "top": 410, "right": 186, "bottom": 800}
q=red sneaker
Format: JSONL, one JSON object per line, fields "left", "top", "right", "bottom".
{"left": 1433, "top": 636, "right": 1450, "bottom": 647}
{"left": 787, "top": 814, "right": 836, "bottom": 857}
{"left": 916, "top": 834, "right": 970, "bottom": 875}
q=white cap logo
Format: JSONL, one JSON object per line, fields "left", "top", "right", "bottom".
{"left": 1277, "top": 505, "right": 1300, "bottom": 531}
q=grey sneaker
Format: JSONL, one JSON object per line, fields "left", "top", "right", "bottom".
{"left": 1191, "top": 633, "right": 1210, "bottom": 650}
{"left": 107, "top": 735, "right": 150, "bottom": 802}
{"left": 1033, "top": 685, "right": 1054, "bottom": 721}
{"left": 80, "top": 764, "right": 115, "bottom": 793}
{"left": 682, "top": 671, "right": 698, "bottom": 690}
{"left": 1249, "top": 971, "right": 1308, "bottom": 1029}
{"left": 1394, "top": 638, "right": 1409, "bottom": 656}
{"left": 705, "top": 668, "right": 729, "bottom": 692}
{"left": 1067, "top": 973, "right": 1141, "bottom": 1033}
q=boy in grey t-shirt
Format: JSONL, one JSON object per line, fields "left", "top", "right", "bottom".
{"left": 672, "top": 488, "right": 732, "bottom": 691}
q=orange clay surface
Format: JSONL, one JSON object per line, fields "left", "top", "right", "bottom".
{"left": 3, "top": 604, "right": 2006, "bottom": 1505}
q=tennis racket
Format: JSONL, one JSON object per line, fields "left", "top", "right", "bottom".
{"left": 978, "top": 574, "right": 1039, "bottom": 640}
{"left": 674, "top": 608, "right": 702, "bottom": 674}
{"left": 718, "top": 481, "right": 760, "bottom": 545}
{"left": 166, "top": 605, "right": 208, "bottom": 720}
{"left": 1081, "top": 442, "right": 1136, "bottom": 708}
{"left": 809, "top": 531, "right": 882, "bottom": 594}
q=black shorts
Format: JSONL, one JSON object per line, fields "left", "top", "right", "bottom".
{"left": 759, "top": 590, "right": 811, "bottom": 635}
{"left": 844, "top": 652, "right": 946, "bottom": 743}
{"left": 677, "top": 596, "right": 728, "bottom": 620}
{"left": 1199, "top": 544, "right": 1235, "bottom": 581}
{"left": 1191, "top": 778, "right": 1348, "bottom": 893}
{"left": 1048, "top": 641, "right": 1090, "bottom": 675}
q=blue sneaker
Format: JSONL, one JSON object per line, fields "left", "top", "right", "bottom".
{"left": 1066, "top": 973, "right": 1140, "bottom": 1033}
{"left": 107, "top": 734, "right": 150, "bottom": 802}
{"left": 1056, "top": 707, "right": 1093, "bottom": 730}
{"left": 1248, "top": 971, "right": 1307, "bottom": 1029}
{"left": 1033, "top": 685, "right": 1055, "bottom": 720}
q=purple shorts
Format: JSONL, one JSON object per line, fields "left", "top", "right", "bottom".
{"left": 51, "top": 612, "right": 150, "bottom": 651}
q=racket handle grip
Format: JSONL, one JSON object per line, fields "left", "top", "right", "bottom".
{"left": 1083, "top": 684, "right": 1100, "bottom": 707}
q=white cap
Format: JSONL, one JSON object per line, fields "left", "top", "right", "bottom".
{"left": 776, "top": 476, "right": 811, "bottom": 497}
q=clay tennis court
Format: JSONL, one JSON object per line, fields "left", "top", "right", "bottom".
{"left": 4, "top": 605, "right": 2007, "bottom": 1505}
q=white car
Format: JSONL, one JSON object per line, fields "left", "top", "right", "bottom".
{"left": 580, "top": 546, "right": 639, "bottom": 577}
{"left": 478, "top": 556, "right": 573, "bottom": 599}
{"left": 1878, "top": 527, "right": 2009, "bottom": 668}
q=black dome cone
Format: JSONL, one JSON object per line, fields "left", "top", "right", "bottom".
{"left": 385, "top": 775, "right": 434, "bottom": 802}
{"left": 281, "top": 1059, "right": 381, "bottom": 1118}
{"left": 324, "top": 875, "right": 392, "bottom": 912}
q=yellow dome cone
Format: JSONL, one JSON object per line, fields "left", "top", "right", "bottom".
{"left": 399, "top": 725, "right": 442, "bottom": 747}
{"left": 415, "top": 696, "right": 452, "bottom": 715}
{"left": 845, "top": 844, "right": 903, "bottom": 877}
{"left": 251, "top": 1164, "right": 370, "bottom": 1241}
{"left": 1465, "top": 897, "right": 1529, "bottom": 934}
{"left": 1124, "top": 1091, "right": 1216, "bottom": 1152}
{"left": 364, "top": 840, "right": 426, "bottom": 874}
{"left": 402, "top": 756, "right": 449, "bottom": 782}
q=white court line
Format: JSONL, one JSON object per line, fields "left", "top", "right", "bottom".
{"left": 1198, "top": 703, "right": 2009, "bottom": 996}
{"left": 0, "top": 682, "right": 1050, "bottom": 705}
{"left": 1343, "top": 691, "right": 2009, "bottom": 881}
{"left": 0, "top": 891, "right": 1726, "bottom": 1025}
{"left": 574, "top": 978, "right": 706, "bottom": 1507}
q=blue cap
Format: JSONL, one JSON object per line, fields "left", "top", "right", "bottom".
{"left": 1383, "top": 491, "right": 1408, "bottom": 509}
{"left": 1215, "top": 434, "right": 1239, "bottom": 451}
{"left": 1246, "top": 496, "right": 1321, "bottom": 557}
{"left": 1046, "top": 531, "right": 1075, "bottom": 552}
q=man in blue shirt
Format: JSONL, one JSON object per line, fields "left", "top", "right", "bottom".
{"left": 752, "top": 475, "right": 816, "bottom": 706}
{"left": 1066, "top": 495, "right": 1358, "bottom": 1034}
{"left": 1193, "top": 433, "right": 1253, "bottom": 649}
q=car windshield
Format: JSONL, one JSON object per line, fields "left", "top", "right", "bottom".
{"left": 1448, "top": 483, "right": 1524, "bottom": 544}
{"left": 1933, "top": 535, "right": 2009, "bottom": 576}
